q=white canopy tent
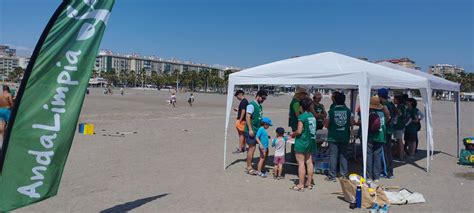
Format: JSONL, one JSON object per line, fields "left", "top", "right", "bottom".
{"left": 224, "top": 52, "right": 434, "bottom": 179}
{"left": 377, "top": 61, "right": 461, "bottom": 157}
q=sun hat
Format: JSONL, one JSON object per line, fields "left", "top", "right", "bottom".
{"left": 262, "top": 117, "right": 273, "bottom": 126}
{"left": 369, "top": 96, "right": 383, "bottom": 110}
{"left": 295, "top": 87, "right": 307, "bottom": 94}
{"left": 275, "top": 127, "right": 285, "bottom": 135}
{"left": 377, "top": 88, "right": 389, "bottom": 99}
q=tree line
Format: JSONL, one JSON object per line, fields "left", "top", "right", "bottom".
{"left": 5, "top": 67, "right": 473, "bottom": 93}
{"left": 95, "top": 68, "right": 233, "bottom": 92}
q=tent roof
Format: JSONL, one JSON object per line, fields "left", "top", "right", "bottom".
{"left": 230, "top": 52, "right": 429, "bottom": 89}
{"left": 377, "top": 61, "right": 460, "bottom": 92}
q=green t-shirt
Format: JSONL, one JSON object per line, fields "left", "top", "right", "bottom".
{"left": 329, "top": 103, "right": 336, "bottom": 111}
{"left": 295, "top": 112, "right": 317, "bottom": 153}
{"left": 368, "top": 108, "right": 386, "bottom": 143}
{"left": 405, "top": 108, "right": 419, "bottom": 134}
{"left": 244, "top": 100, "right": 263, "bottom": 134}
{"left": 327, "top": 105, "right": 352, "bottom": 143}
{"left": 314, "top": 103, "right": 325, "bottom": 129}
{"left": 288, "top": 98, "right": 300, "bottom": 131}
{"left": 382, "top": 100, "right": 396, "bottom": 134}
{"left": 394, "top": 104, "right": 407, "bottom": 130}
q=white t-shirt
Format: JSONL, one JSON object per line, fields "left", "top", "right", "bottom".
{"left": 272, "top": 137, "right": 287, "bottom": 157}
{"left": 246, "top": 103, "right": 255, "bottom": 115}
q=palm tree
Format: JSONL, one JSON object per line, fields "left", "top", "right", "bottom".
{"left": 8, "top": 67, "right": 24, "bottom": 83}
{"left": 119, "top": 70, "right": 128, "bottom": 86}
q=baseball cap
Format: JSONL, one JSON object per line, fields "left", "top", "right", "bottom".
{"left": 262, "top": 117, "right": 273, "bottom": 126}
{"left": 378, "top": 88, "right": 389, "bottom": 99}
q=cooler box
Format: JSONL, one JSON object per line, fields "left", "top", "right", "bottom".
{"left": 84, "top": 123, "right": 94, "bottom": 135}
{"left": 78, "top": 123, "right": 94, "bottom": 135}
{"left": 78, "top": 123, "right": 85, "bottom": 133}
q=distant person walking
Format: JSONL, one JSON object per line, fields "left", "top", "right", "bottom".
{"left": 170, "top": 93, "right": 177, "bottom": 107}
{"left": 245, "top": 90, "right": 268, "bottom": 175}
{"left": 120, "top": 87, "right": 124, "bottom": 96}
{"left": 290, "top": 97, "right": 316, "bottom": 191}
{"left": 188, "top": 93, "right": 194, "bottom": 107}
{"left": 233, "top": 90, "right": 248, "bottom": 154}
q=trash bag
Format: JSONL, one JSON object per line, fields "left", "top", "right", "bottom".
{"left": 384, "top": 189, "right": 425, "bottom": 205}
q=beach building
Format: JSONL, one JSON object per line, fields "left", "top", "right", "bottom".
{"left": 428, "top": 64, "right": 465, "bottom": 76}
{"left": 94, "top": 49, "right": 239, "bottom": 78}
{"left": 376, "top": 57, "right": 420, "bottom": 70}
{"left": 0, "top": 45, "right": 19, "bottom": 80}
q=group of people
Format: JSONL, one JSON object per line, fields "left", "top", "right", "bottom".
{"left": 233, "top": 87, "right": 423, "bottom": 191}
{"left": 168, "top": 93, "right": 194, "bottom": 107}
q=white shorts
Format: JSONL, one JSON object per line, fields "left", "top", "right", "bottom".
{"left": 393, "top": 130, "right": 404, "bottom": 140}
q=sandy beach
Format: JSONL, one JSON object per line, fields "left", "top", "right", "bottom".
{"left": 14, "top": 88, "right": 474, "bottom": 213}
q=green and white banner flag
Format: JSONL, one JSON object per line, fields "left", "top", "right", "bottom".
{"left": 0, "top": 0, "right": 114, "bottom": 211}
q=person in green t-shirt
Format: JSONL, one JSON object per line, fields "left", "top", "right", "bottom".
{"left": 289, "top": 88, "right": 308, "bottom": 131}
{"left": 367, "top": 96, "right": 387, "bottom": 182}
{"left": 324, "top": 92, "right": 354, "bottom": 182}
{"left": 378, "top": 88, "right": 395, "bottom": 178}
{"left": 312, "top": 92, "right": 327, "bottom": 130}
{"left": 329, "top": 91, "right": 341, "bottom": 111}
{"left": 288, "top": 88, "right": 308, "bottom": 163}
{"left": 244, "top": 90, "right": 268, "bottom": 175}
{"left": 290, "top": 97, "right": 316, "bottom": 191}
{"left": 393, "top": 95, "right": 407, "bottom": 160}
{"left": 405, "top": 98, "right": 420, "bottom": 158}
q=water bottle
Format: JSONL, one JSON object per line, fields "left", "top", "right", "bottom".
{"left": 355, "top": 185, "right": 362, "bottom": 208}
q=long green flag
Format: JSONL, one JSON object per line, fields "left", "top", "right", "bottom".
{"left": 0, "top": 0, "right": 114, "bottom": 211}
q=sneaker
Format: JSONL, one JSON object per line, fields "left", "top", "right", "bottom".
{"left": 374, "top": 179, "right": 380, "bottom": 183}
{"left": 259, "top": 172, "right": 268, "bottom": 178}
{"left": 232, "top": 148, "right": 242, "bottom": 155}
{"left": 325, "top": 177, "right": 336, "bottom": 182}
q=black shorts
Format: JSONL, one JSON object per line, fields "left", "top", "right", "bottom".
{"left": 404, "top": 133, "right": 417, "bottom": 142}
{"left": 245, "top": 133, "right": 257, "bottom": 145}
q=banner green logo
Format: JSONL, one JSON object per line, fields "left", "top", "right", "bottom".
{"left": 0, "top": 0, "right": 114, "bottom": 211}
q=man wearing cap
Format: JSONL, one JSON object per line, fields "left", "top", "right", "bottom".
{"left": 245, "top": 90, "right": 268, "bottom": 174}
{"left": 367, "top": 96, "right": 387, "bottom": 182}
{"left": 378, "top": 88, "right": 395, "bottom": 178}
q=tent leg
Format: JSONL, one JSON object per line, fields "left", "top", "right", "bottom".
{"left": 455, "top": 92, "right": 461, "bottom": 158}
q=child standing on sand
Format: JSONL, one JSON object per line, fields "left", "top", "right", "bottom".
{"left": 272, "top": 127, "right": 287, "bottom": 179}
{"left": 256, "top": 117, "right": 273, "bottom": 177}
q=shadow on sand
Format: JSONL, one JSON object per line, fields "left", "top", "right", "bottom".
{"left": 100, "top": 193, "right": 169, "bottom": 213}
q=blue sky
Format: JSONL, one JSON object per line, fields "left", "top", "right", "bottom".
{"left": 0, "top": 0, "right": 473, "bottom": 71}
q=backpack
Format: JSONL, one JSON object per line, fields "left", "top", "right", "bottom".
{"left": 369, "top": 112, "right": 381, "bottom": 134}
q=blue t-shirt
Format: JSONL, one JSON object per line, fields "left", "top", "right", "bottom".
{"left": 256, "top": 127, "right": 269, "bottom": 149}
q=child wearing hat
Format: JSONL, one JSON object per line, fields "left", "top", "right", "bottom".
{"left": 256, "top": 117, "right": 273, "bottom": 177}
{"left": 272, "top": 127, "right": 288, "bottom": 179}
